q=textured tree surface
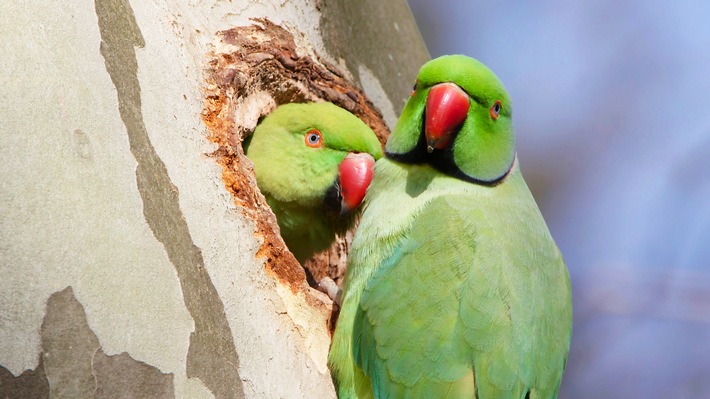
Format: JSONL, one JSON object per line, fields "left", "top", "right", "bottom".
{"left": 0, "top": 0, "right": 428, "bottom": 398}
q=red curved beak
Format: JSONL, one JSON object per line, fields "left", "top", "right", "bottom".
{"left": 425, "top": 83, "right": 470, "bottom": 152}
{"left": 339, "top": 152, "right": 376, "bottom": 215}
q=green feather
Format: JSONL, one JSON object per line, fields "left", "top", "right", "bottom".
{"left": 329, "top": 56, "right": 572, "bottom": 399}
{"left": 244, "top": 102, "right": 382, "bottom": 262}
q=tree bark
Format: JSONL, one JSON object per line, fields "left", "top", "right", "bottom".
{"left": 0, "top": 0, "right": 428, "bottom": 398}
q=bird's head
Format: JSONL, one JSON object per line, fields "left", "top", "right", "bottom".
{"left": 245, "top": 102, "right": 382, "bottom": 223}
{"left": 386, "top": 55, "right": 515, "bottom": 184}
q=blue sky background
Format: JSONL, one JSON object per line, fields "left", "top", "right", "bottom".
{"left": 407, "top": 1, "right": 710, "bottom": 397}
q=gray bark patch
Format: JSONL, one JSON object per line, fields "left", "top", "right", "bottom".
{"left": 93, "top": 349, "right": 173, "bottom": 399}
{"left": 93, "top": 0, "right": 244, "bottom": 398}
{"left": 0, "top": 287, "right": 174, "bottom": 398}
{"left": 0, "top": 355, "right": 50, "bottom": 399}
{"left": 41, "top": 287, "right": 101, "bottom": 398}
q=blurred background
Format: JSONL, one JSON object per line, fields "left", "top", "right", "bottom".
{"left": 407, "top": 0, "right": 710, "bottom": 397}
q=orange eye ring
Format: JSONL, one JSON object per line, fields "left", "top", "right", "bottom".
{"left": 305, "top": 129, "right": 323, "bottom": 148}
{"left": 410, "top": 80, "right": 418, "bottom": 97}
{"left": 490, "top": 100, "right": 502, "bottom": 120}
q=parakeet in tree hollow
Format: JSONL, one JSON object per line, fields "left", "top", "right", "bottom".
{"left": 328, "top": 55, "right": 572, "bottom": 399}
{"left": 244, "top": 102, "right": 382, "bottom": 263}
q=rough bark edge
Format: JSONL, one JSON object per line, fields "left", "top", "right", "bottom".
{"left": 200, "top": 18, "right": 389, "bottom": 294}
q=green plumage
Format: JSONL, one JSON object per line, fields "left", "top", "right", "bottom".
{"left": 329, "top": 56, "right": 572, "bottom": 398}
{"left": 244, "top": 102, "right": 382, "bottom": 262}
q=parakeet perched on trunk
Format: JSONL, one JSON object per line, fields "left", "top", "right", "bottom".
{"left": 329, "top": 55, "right": 572, "bottom": 399}
{"left": 244, "top": 102, "right": 382, "bottom": 263}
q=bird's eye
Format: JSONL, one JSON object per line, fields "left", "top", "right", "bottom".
{"left": 305, "top": 130, "right": 323, "bottom": 148}
{"left": 490, "top": 100, "right": 502, "bottom": 120}
{"left": 410, "top": 80, "right": 418, "bottom": 97}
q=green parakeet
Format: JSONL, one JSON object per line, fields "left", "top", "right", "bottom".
{"left": 329, "top": 55, "right": 572, "bottom": 399}
{"left": 244, "top": 102, "right": 382, "bottom": 263}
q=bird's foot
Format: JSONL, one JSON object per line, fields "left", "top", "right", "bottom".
{"left": 317, "top": 277, "right": 342, "bottom": 307}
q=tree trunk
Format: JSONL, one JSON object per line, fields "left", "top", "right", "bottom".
{"left": 0, "top": 0, "right": 427, "bottom": 398}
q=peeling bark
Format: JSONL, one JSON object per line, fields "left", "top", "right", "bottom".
{"left": 0, "top": 288, "right": 173, "bottom": 399}
{"left": 93, "top": 350, "right": 174, "bottom": 399}
{"left": 0, "top": 356, "right": 49, "bottom": 399}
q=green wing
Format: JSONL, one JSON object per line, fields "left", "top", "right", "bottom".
{"left": 352, "top": 194, "right": 570, "bottom": 399}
